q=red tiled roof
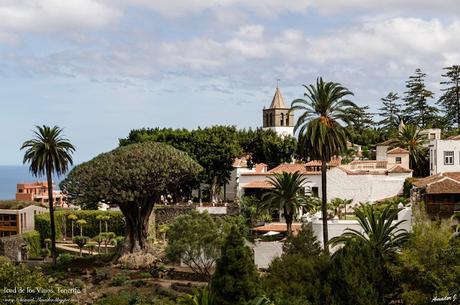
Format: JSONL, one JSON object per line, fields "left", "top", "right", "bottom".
{"left": 387, "top": 165, "right": 412, "bottom": 173}
{"left": 252, "top": 223, "right": 302, "bottom": 232}
{"left": 305, "top": 157, "right": 341, "bottom": 167}
{"left": 268, "top": 163, "right": 321, "bottom": 175}
{"left": 413, "top": 172, "right": 460, "bottom": 194}
{"left": 242, "top": 181, "right": 274, "bottom": 189}
{"left": 255, "top": 163, "right": 268, "bottom": 173}
{"left": 387, "top": 147, "right": 409, "bottom": 154}
{"left": 376, "top": 139, "right": 394, "bottom": 146}
{"left": 447, "top": 135, "right": 460, "bottom": 140}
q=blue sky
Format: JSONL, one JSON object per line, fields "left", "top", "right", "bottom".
{"left": 1, "top": 0, "right": 460, "bottom": 165}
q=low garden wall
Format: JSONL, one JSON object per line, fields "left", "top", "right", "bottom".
{"left": 0, "top": 235, "right": 26, "bottom": 261}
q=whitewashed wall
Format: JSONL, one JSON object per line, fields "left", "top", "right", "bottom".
{"left": 430, "top": 139, "right": 460, "bottom": 175}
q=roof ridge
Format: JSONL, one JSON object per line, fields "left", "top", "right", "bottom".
{"left": 269, "top": 87, "right": 287, "bottom": 109}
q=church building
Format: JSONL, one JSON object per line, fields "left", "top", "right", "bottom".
{"left": 262, "top": 86, "right": 294, "bottom": 138}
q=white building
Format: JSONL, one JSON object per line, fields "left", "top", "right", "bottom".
{"left": 429, "top": 135, "right": 460, "bottom": 175}
{"left": 0, "top": 204, "right": 47, "bottom": 237}
{"left": 238, "top": 148, "right": 412, "bottom": 206}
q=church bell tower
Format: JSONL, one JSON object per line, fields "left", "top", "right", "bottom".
{"left": 262, "top": 85, "right": 294, "bottom": 138}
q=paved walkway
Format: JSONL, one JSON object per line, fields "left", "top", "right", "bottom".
{"left": 56, "top": 243, "right": 99, "bottom": 255}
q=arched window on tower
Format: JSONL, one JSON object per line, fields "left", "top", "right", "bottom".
{"left": 286, "top": 115, "right": 289, "bottom": 126}
{"left": 269, "top": 113, "right": 273, "bottom": 126}
{"left": 281, "top": 113, "right": 284, "bottom": 126}
{"left": 265, "top": 113, "right": 269, "bottom": 127}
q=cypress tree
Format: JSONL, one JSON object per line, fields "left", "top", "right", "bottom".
{"left": 378, "top": 92, "right": 401, "bottom": 133}
{"left": 403, "top": 68, "right": 438, "bottom": 128}
{"left": 437, "top": 65, "right": 460, "bottom": 130}
{"left": 210, "top": 226, "right": 260, "bottom": 305}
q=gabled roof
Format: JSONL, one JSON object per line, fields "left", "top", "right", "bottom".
{"left": 413, "top": 172, "right": 460, "bottom": 194}
{"left": 305, "top": 157, "right": 342, "bottom": 167}
{"left": 267, "top": 163, "right": 321, "bottom": 175}
{"left": 242, "top": 181, "right": 274, "bottom": 189}
{"left": 447, "top": 135, "right": 460, "bottom": 140}
{"left": 387, "top": 147, "right": 409, "bottom": 154}
{"left": 269, "top": 87, "right": 287, "bottom": 109}
{"left": 376, "top": 139, "right": 393, "bottom": 146}
{"left": 387, "top": 165, "right": 412, "bottom": 173}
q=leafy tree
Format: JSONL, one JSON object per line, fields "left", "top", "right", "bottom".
{"left": 94, "top": 234, "right": 104, "bottom": 253}
{"left": 390, "top": 124, "right": 428, "bottom": 175}
{"left": 210, "top": 226, "right": 260, "bottom": 305}
{"left": 119, "top": 126, "right": 241, "bottom": 203}
{"left": 177, "top": 287, "right": 216, "bottom": 305}
{"left": 329, "top": 203, "right": 409, "bottom": 259}
{"left": 329, "top": 198, "right": 352, "bottom": 219}
{"left": 20, "top": 125, "right": 75, "bottom": 264}
{"left": 327, "top": 239, "right": 392, "bottom": 305}
{"left": 238, "top": 128, "right": 297, "bottom": 169}
{"left": 260, "top": 171, "right": 311, "bottom": 236}
{"left": 240, "top": 196, "right": 271, "bottom": 228}
{"left": 403, "top": 68, "right": 438, "bottom": 128}
{"left": 291, "top": 77, "right": 358, "bottom": 250}
{"left": 60, "top": 142, "right": 202, "bottom": 255}
{"left": 73, "top": 236, "right": 89, "bottom": 256}
{"left": 68, "top": 214, "right": 78, "bottom": 239}
{"left": 391, "top": 212, "right": 460, "bottom": 305}
{"left": 378, "top": 92, "right": 401, "bottom": 134}
{"left": 438, "top": 65, "right": 460, "bottom": 130}
{"left": 263, "top": 250, "right": 329, "bottom": 305}
{"left": 166, "top": 211, "right": 226, "bottom": 279}
{"left": 100, "top": 232, "right": 116, "bottom": 253}
{"left": 76, "top": 219, "right": 87, "bottom": 236}
{"left": 283, "top": 225, "right": 322, "bottom": 256}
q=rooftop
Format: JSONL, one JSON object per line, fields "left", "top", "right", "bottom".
{"left": 387, "top": 147, "right": 409, "bottom": 154}
{"left": 269, "top": 87, "right": 287, "bottom": 109}
{"left": 413, "top": 172, "right": 460, "bottom": 194}
{"left": 0, "top": 200, "right": 39, "bottom": 210}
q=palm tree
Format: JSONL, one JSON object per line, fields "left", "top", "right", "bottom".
{"left": 21, "top": 125, "right": 75, "bottom": 264}
{"left": 291, "top": 78, "right": 357, "bottom": 250}
{"left": 390, "top": 124, "right": 427, "bottom": 170}
{"left": 329, "top": 203, "right": 409, "bottom": 257}
{"left": 260, "top": 171, "right": 311, "bottom": 236}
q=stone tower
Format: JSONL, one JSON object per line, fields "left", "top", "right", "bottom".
{"left": 262, "top": 86, "right": 294, "bottom": 137}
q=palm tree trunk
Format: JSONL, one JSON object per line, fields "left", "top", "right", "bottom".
{"left": 321, "top": 158, "right": 329, "bottom": 253}
{"left": 46, "top": 163, "right": 57, "bottom": 265}
{"left": 285, "top": 213, "right": 293, "bottom": 236}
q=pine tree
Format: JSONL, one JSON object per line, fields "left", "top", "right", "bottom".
{"left": 348, "top": 105, "right": 375, "bottom": 132}
{"left": 437, "top": 65, "right": 460, "bottom": 130}
{"left": 378, "top": 92, "right": 401, "bottom": 133}
{"left": 403, "top": 68, "right": 438, "bottom": 128}
{"left": 210, "top": 226, "right": 260, "bottom": 305}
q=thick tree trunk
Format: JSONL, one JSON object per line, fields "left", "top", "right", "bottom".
{"left": 46, "top": 164, "right": 57, "bottom": 265}
{"left": 117, "top": 201, "right": 155, "bottom": 257}
{"left": 321, "top": 158, "right": 329, "bottom": 253}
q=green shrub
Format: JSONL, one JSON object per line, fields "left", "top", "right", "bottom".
{"left": 132, "top": 280, "right": 147, "bottom": 288}
{"left": 57, "top": 253, "right": 76, "bottom": 265}
{"left": 35, "top": 210, "right": 125, "bottom": 244}
{"left": 40, "top": 248, "right": 51, "bottom": 258}
{"left": 22, "top": 230, "right": 41, "bottom": 257}
{"left": 111, "top": 273, "right": 129, "bottom": 286}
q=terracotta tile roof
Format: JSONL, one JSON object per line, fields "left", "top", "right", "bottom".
{"left": 232, "top": 157, "right": 248, "bottom": 167}
{"left": 413, "top": 172, "right": 460, "bottom": 194}
{"left": 447, "top": 135, "right": 460, "bottom": 140}
{"left": 387, "top": 147, "right": 409, "bottom": 154}
{"left": 242, "top": 181, "right": 274, "bottom": 189}
{"left": 426, "top": 177, "right": 460, "bottom": 194}
{"left": 267, "top": 163, "right": 321, "bottom": 175}
{"left": 305, "top": 157, "right": 342, "bottom": 167}
{"left": 252, "top": 223, "right": 302, "bottom": 232}
{"left": 255, "top": 163, "right": 268, "bottom": 173}
{"left": 387, "top": 165, "right": 412, "bottom": 173}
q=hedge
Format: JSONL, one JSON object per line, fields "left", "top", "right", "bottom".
{"left": 35, "top": 210, "right": 125, "bottom": 244}
{"left": 22, "top": 230, "right": 41, "bottom": 258}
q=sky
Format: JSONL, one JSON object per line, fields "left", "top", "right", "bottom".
{"left": 1, "top": 0, "right": 460, "bottom": 165}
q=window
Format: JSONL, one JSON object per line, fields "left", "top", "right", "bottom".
{"left": 286, "top": 116, "right": 289, "bottom": 126}
{"left": 269, "top": 113, "right": 273, "bottom": 126}
{"left": 395, "top": 157, "right": 402, "bottom": 164}
{"left": 429, "top": 133, "right": 436, "bottom": 140}
{"left": 311, "top": 187, "right": 319, "bottom": 198}
{"left": 444, "top": 151, "right": 454, "bottom": 165}
{"left": 280, "top": 113, "right": 284, "bottom": 126}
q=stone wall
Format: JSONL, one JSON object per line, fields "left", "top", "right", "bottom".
{"left": 154, "top": 206, "right": 194, "bottom": 226}
{"left": 0, "top": 235, "right": 26, "bottom": 262}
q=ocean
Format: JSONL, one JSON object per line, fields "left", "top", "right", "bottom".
{"left": 0, "top": 165, "right": 66, "bottom": 200}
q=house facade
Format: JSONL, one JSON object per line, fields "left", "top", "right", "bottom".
{"left": 0, "top": 204, "right": 47, "bottom": 237}
{"left": 238, "top": 148, "right": 412, "bottom": 206}
{"left": 16, "top": 182, "right": 67, "bottom": 207}
{"left": 429, "top": 135, "right": 460, "bottom": 175}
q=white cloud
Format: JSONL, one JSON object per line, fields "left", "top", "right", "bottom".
{"left": 0, "top": 0, "right": 120, "bottom": 33}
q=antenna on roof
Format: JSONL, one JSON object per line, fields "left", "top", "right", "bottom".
{"left": 276, "top": 78, "right": 280, "bottom": 88}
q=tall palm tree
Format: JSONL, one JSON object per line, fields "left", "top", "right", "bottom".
{"left": 390, "top": 124, "right": 427, "bottom": 170}
{"left": 329, "top": 204, "right": 409, "bottom": 258}
{"left": 21, "top": 125, "right": 75, "bottom": 264}
{"left": 290, "top": 78, "right": 357, "bottom": 250}
{"left": 260, "top": 171, "right": 311, "bottom": 236}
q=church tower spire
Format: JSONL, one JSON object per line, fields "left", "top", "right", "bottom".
{"left": 262, "top": 83, "right": 294, "bottom": 138}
